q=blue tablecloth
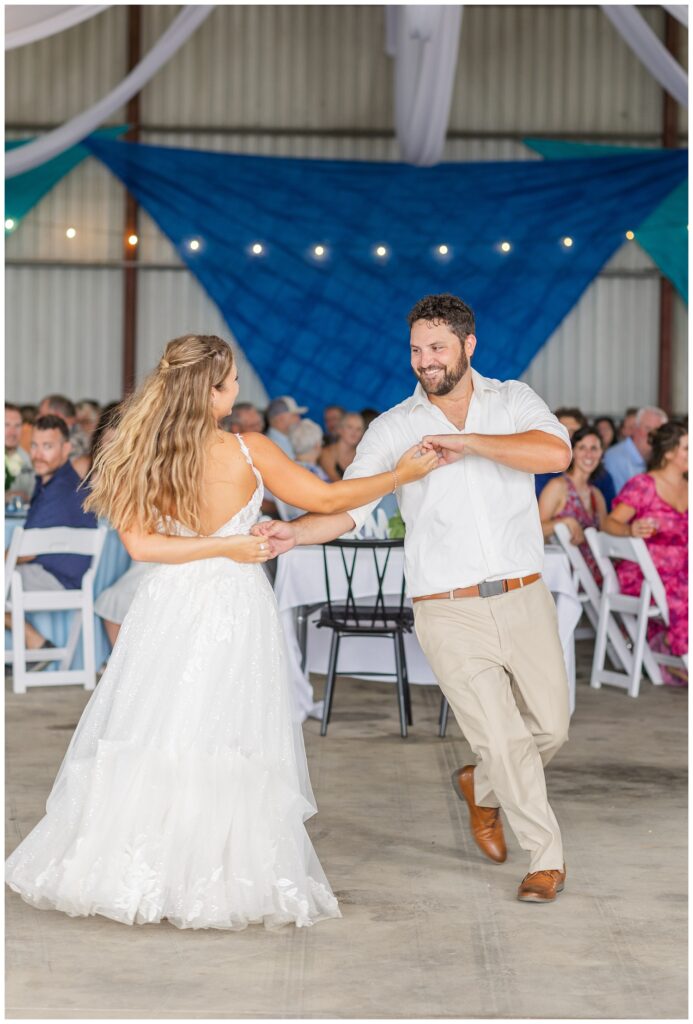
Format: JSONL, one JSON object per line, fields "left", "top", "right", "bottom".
{"left": 5, "top": 516, "right": 131, "bottom": 671}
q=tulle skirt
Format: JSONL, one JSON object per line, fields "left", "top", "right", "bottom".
{"left": 6, "top": 557, "right": 340, "bottom": 930}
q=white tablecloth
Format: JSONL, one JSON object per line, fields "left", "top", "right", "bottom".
{"left": 274, "top": 545, "right": 582, "bottom": 721}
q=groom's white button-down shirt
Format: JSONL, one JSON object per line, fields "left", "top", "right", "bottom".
{"left": 343, "top": 369, "right": 571, "bottom": 597}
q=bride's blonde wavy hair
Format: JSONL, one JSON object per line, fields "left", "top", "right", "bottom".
{"left": 84, "top": 334, "right": 234, "bottom": 534}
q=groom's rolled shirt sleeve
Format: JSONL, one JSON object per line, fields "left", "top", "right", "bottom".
{"left": 506, "top": 380, "right": 571, "bottom": 448}
{"left": 342, "top": 419, "right": 394, "bottom": 532}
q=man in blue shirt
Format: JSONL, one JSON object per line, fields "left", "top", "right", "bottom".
{"left": 603, "top": 405, "right": 668, "bottom": 495}
{"left": 5, "top": 415, "right": 97, "bottom": 666}
{"left": 265, "top": 396, "right": 307, "bottom": 458}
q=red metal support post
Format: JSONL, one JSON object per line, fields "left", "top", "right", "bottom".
{"left": 657, "top": 11, "right": 679, "bottom": 414}
{"left": 122, "top": 5, "right": 141, "bottom": 396}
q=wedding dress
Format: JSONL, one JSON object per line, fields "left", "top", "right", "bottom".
{"left": 6, "top": 436, "right": 340, "bottom": 931}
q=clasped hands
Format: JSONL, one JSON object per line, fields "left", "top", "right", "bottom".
{"left": 249, "top": 433, "right": 467, "bottom": 559}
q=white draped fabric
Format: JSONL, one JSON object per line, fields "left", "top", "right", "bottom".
{"left": 5, "top": 5, "right": 108, "bottom": 51}
{"left": 386, "top": 5, "right": 463, "bottom": 167}
{"left": 662, "top": 5, "right": 688, "bottom": 29}
{"left": 5, "top": 5, "right": 215, "bottom": 179}
{"left": 602, "top": 5, "right": 688, "bottom": 108}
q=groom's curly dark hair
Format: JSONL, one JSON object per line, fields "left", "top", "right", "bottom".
{"left": 406, "top": 293, "right": 475, "bottom": 343}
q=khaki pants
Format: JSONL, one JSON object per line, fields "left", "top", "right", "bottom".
{"left": 414, "top": 579, "right": 570, "bottom": 872}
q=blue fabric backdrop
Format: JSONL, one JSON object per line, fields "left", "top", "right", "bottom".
{"left": 5, "top": 126, "right": 126, "bottom": 227}
{"left": 524, "top": 138, "right": 688, "bottom": 303}
{"left": 87, "top": 138, "right": 687, "bottom": 414}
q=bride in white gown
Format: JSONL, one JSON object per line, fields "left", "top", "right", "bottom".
{"left": 6, "top": 334, "right": 438, "bottom": 931}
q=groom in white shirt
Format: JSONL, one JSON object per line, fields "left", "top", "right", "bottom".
{"left": 254, "top": 293, "right": 573, "bottom": 903}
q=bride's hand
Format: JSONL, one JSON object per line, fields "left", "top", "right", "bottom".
{"left": 395, "top": 444, "right": 442, "bottom": 485}
{"left": 224, "top": 535, "right": 273, "bottom": 563}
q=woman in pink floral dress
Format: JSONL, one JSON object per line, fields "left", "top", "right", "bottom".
{"left": 604, "top": 421, "right": 688, "bottom": 683}
{"left": 539, "top": 425, "right": 607, "bottom": 582}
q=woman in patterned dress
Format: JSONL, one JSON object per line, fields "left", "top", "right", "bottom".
{"left": 539, "top": 425, "right": 607, "bottom": 582}
{"left": 603, "top": 421, "right": 688, "bottom": 682}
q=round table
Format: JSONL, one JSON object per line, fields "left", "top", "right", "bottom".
{"left": 274, "top": 544, "right": 582, "bottom": 721}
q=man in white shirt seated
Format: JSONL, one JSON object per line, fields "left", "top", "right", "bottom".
{"left": 255, "top": 293, "right": 573, "bottom": 904}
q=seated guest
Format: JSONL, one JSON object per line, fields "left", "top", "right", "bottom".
{"left": 594, "top": 415, "right": 618, "bottom": 450}
{"left": 538, "top": 425, "right": 607, "bottom": 582}
{"left": 535, "top": 406, "right": 587, "bottom": 498}
{"left": 4, "top": 415, "right": 98, "bottom": 665}
{"left": 360, "top": 407, "right": 380, "bottom": 431}
{"left": 266, "top": 395, "right": 307, "bottom": 457}
{"left": 323, "top": 404, "right": 346, "bottom": 445}
{"left": 276, "top": 420, "right": 331, "bottom": 521}
{"left": 5, "top": 402, "right": 35, "bottom": 501}
{"left": 619, "top": 407, "right": 638, "bottom": 441}
{"left": 75, "top": 400, "right": 101, "bottom": 442}
{"left": 319, "top": 412, "right": 365, "bottom": 481}
{"left": 38, "top": 394, "right": 90, "bottom": 459}
{"left": 604, "top": 405, "right": 668, "bottom": 494}
{"left": 554, "top": 407, "right": 587, "bottom": 438}
{"left": 603, "top": 421, "right": 688, "bottom": 683}
{"left": 289, "top": 419, "right": 330, "bottom": 480}
{"left": 219, "top": 401, "right": 265, "bottom": 435}
{"left": 19, "top": 404, "right": 38, "bottom": 455}
{"left": 71, "top": 402, "right": 122, "bottom": 479}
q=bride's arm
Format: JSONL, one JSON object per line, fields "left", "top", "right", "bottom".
{"left": 120, "top": 528, "right": 271, "bottom": 565}
{"left": 244, "top": 433, "right": 438, "bottom": 513}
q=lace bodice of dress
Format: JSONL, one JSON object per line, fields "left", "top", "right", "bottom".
{"left": 159, "top": 434, "right": 264, "bottom": 540}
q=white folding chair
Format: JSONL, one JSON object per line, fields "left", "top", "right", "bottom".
{"left": 554, "top": 522, "right": 630, "bottom": 672}
{"left": 6, "top": 526, "right": 107, "bottom": 694}
{"left": 585, "top": 528, "right": 687, "bottom": 698}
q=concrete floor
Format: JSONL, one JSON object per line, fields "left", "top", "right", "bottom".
{"left": 5, "top": 640, "right": 688, "bottom": 1020}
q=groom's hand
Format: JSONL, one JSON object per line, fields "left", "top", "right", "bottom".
{"left": 250, "top": 519, "right": 297, "bottom": 558}
{"left": 421, "top": 434, "right": 469, "bottom": 465}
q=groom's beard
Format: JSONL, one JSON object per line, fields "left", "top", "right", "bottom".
{"left": 414, "top": 348, "right": 469, "bottom": 396}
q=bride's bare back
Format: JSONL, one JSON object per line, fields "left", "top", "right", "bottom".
{"left": 197, "top": 432, "right": 257, "bottom": 536}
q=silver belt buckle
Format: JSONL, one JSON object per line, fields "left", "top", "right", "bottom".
{"left": 478, "top": 579, "right": 506, "bottom": 599}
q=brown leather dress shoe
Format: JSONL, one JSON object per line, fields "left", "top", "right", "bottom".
{"left": 452, "top": 765, "right": 507, "bottom": 863}
{"left": 517, "top": 865, "right": 567, "bottom": 903}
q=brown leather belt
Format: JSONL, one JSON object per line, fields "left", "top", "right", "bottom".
{"left": 412, "top": 573, "right": 541, "bottom": 603}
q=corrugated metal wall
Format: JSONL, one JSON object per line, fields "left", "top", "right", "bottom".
{"left": 6, "top": 5, "right": 687, "bottom": 414}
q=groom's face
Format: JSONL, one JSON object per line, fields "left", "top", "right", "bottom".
{"left": 410, "top": 319, "right": 475, "bottom": 396}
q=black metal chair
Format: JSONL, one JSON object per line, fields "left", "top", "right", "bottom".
{"left": 317, "top": 538, "right": 413, "bottom": 738}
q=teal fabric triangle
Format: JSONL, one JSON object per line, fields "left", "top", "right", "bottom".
{"left": 5, "top": 125, "right": 128, "bottom": 227}
{"left": 524, "top": 138, "right": 688, "bottom": 303}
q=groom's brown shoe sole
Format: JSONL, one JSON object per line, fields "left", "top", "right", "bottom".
{"left": 452, "top": 765, "right": 507, "bottom": 863}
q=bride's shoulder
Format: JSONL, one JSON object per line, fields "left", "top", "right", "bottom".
{"left": 242, "top": 432, "right": 294, "bottom": 467}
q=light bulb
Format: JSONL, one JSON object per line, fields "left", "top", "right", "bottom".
{"left": 127, "top": 233, "right": 138, "bottom": 246}
{"left": 562, "top": 236, "right": 573, "bottom": 248}
{"left": 5, "top": 218, "right": 15, "bottom": 230}
{"left": 189, "top": 239, "right": 200, "bottom": 251}
{"left": 375, "top": 245, "right": 387, "bottom": 258}
{"left": 66, "top": 227, "right": 76, "bottom": 239}
{"left": 251, "top": 242, "right": 263, "bottom": 255}
{"left": 625, "top": 230, "right": 635, "bottom": 241}
{"left": 314, "top": 245, "right": 325, "bottom": 257}
{"left": 500, "top": 241, "right": 511, "bottom": 253}
{"left": 438, "top": 244, "right": 449, "bottom": 255}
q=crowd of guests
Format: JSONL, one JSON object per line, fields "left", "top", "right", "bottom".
{"left": 5, "top": 394, "right": 688, "bottom": 684}
{"left": 537, "top": 404, "right": 687, "bottom": 684}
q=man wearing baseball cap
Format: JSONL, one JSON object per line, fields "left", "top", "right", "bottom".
{"left": 266, "top": 396, "right": 308, "bottom": 458}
